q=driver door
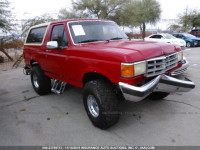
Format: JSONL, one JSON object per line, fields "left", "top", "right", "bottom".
{"left": 45, "top": 24, "right": 69, "bottom": 78}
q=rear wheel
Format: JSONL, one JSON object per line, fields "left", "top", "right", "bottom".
{"left": 147, "top": 92, "right": 170, "bottom": 101}
{"left": 83, "top": 80, "right": 120, "bottom": 129}
{"left": 186, "top": 42, "right": 191, "bottom": 48}
{"left": 31, "top": 66, "right": 51, "bottom": 95}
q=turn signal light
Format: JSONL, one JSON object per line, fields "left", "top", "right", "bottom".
{"left": 121, "top": 64, "right": 134, "bottom": 77}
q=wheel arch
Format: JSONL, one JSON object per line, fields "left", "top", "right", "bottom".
{"left": 30, "top": 59, "right": 39, "bottom": 67}
{"left": 82, "top": 72, "right": 112, "bottom": 85}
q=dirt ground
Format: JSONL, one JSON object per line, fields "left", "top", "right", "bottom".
{"left": 0, "top": 49, "right": 24, "bottom": 71}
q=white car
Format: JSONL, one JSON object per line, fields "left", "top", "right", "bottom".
{"left": 145, "top": 33, "right": 186, "bottom": 49}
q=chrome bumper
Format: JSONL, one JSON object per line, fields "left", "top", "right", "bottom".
{"left": 119, "top": 75, "right": 195, "bottom": 102}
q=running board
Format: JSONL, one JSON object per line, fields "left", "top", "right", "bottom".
{"left": 51, "top": 79, "right": 67, "bottom": 94}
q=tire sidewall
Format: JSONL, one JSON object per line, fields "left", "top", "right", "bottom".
{"left": 83, "top": 89, "right": 103, "bottom": 123}
{"left": 30, "top": 66, "right": 51, "bottom": 95}
{"left": 31, "top": 67, "right": 41, "bottom": 93}
{"left": 186, "top": 42, "right": 191, "bottom": 47}
{"left": 83, "top": 80, "right": 120, "bottom": 129}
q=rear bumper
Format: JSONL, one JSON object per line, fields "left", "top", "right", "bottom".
{"left": 119, "top": 75, "right": 195, "bottom": 102}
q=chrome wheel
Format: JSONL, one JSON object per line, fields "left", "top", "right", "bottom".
{"left": 32, "top": 73, "right": 39, "bottom": 88}
{"left": 87, "top": 95, "right": 99, "bottom": 118}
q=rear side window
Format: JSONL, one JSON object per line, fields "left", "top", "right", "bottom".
{"left": 26, "top": 26, "right": 47, "bottom": 44}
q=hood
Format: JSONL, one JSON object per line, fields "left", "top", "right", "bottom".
{"left": 72, "top": 40, "right": 180, "bottom": 63}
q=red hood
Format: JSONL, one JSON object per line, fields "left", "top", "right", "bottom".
{"left": 71, "top": 40, "right": 181, "bottom": 63}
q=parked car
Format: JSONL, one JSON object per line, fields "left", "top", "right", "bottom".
{"left": 171, "top": 56, "right": 189, "bottom": 76}
{"left": 190, "top": 29, "right": 200, "bottom": 37}
{"left": 23, "top": 19, "right": 195, "bottom": 129}
{"left": 172, "top": 33, "right": 200, "bottom": 47}
{"left": 145, "top": 33, "right": 186, "bottom": 49}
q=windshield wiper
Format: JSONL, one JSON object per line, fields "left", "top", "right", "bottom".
{"left": 78, "top": 39, "right": 99, "bottom": 43}
{"left": 107, "top": 37, "right": 123, "bottom": 41}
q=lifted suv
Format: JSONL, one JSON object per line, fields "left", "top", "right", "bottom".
{"left": 23, "top": 19, "right": 195, "bottom": 129}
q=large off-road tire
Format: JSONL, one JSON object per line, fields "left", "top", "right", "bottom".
{"left": 31, "top": 66, "right": 51, "bottom": 95}
{"left": 83, "top": 80, "right": 120, "bottom": 129}
{"left": 147, "top": 92, "right": 170, "bottom": 101}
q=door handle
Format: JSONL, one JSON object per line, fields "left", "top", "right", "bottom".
{"left": 46, "top": 50, "right": 51, "bottom": 53}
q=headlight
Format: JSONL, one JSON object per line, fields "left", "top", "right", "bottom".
{"left": 178, "top": 51, "right": 183, "bottom": 61}
{"left": 121, "top": 61, "right": 146, "bottom": 78}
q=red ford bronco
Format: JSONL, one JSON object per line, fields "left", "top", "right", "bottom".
{"left": 23, "top": 19, "right": 195, "bottom": 129}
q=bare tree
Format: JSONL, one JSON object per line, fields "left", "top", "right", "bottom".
{"left": 21, "top": 14, "right": 54, "bottom": 36}
{"left": 0, "top": 0, "right": 13, "bottom": 32}
{"left": 0, "top": 0, "right": 15, "bottom": 61}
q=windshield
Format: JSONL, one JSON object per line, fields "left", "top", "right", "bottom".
{"left": 164, "top": 34, "right": 176, "bottom": 39}
{"left": 183, "top": 33, "right": 196, "bottom": 38}
{"left": 68, "top": 21, "right": 128, "bottom": 44}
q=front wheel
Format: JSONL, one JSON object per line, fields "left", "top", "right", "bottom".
{"left": 83, "top": 80, "right": 120, "bottom": 129}
{"left": 147, "top": 92, "right": 170, "bottom": 101}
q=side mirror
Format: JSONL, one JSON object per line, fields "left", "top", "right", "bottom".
{"left": 46, "top": 41, "right": 58, "bottom": 49}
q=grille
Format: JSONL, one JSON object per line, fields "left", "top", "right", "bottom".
{"left": 146, "top": 53, "right": 178, "bottom": 77}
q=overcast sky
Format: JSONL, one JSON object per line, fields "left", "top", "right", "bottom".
{"left": 11, "top": 0, "right": 72, "bottom": 20}
{"left": 10, "top": 0, "right": 200, "bottom": 30}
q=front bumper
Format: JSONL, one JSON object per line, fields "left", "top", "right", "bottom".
{"left": 119, "top": 75, "right": 195, "bottom": 102}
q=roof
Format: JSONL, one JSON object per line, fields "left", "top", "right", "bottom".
{"left": 29, "top": 22, "right": 51, "bottom": 29}
{"left": 30, "top": 18, "right": 112, "bottom": 29}
{"left": 172, "top": 33, "right": 193, "bottom": 36}
{"left": 147, "top": 33, "right": 170, "bottom": 37}
{"left": 51, "top": 18, "right": 111, "bottom": 24}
